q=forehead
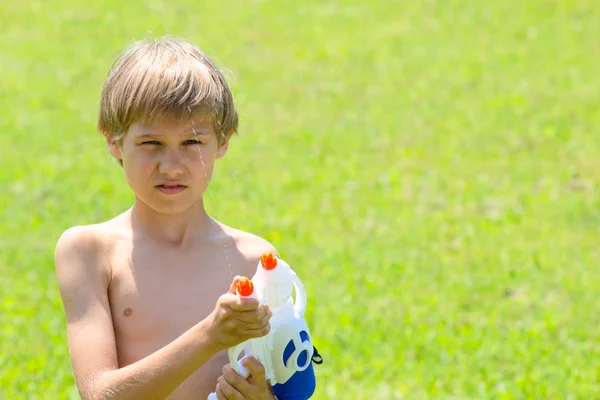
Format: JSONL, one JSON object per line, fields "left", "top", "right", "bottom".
{"left": 128, "top": 115, "right": 215, "bottom": 137}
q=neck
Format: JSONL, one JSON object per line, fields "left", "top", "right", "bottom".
{"left": 129, "top": 197, "right": 217, "bottom": 247}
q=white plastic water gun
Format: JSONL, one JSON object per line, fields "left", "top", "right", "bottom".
{"left": 208, "top": 253, "right": 322, "bottom": 400}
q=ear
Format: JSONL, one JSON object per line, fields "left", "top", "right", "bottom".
{"left": 106, "top": 135, "right": 122, "bottom": 161}
{"left": 216, "top": 130, "right": 234, "bottom": 159}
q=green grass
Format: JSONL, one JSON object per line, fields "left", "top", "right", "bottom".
{"left": 2, "top": 0, "right": 600, "bottom": 398}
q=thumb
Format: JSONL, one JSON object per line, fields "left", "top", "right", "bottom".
{"left": 228, "top": 275, "right": 242, "bottom": 295}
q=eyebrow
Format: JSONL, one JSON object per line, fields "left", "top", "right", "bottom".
{"left": 135, "top": 129, "right": 212, "bottom": 139}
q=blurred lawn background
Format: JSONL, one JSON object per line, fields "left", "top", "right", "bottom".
{"left": 2, "top": 0, "right": 600, "bottom": 398}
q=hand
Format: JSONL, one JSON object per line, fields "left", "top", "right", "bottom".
{"left": 206, "top": 276, "right": 272, "bottom": 352}
{"left": 215, "top": 357, "right": 276, "bottom": 400}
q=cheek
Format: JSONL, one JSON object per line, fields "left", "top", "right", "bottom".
{"left": 191, "top": 151, "right": 217, "bottom": 181}
{"left": 123, "top": 153, "right": 154, "bottom": 178}
{"left": 188, "top": 147, "right": 215, "bottom": 164}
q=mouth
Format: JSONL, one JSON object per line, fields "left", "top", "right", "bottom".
{"left": 155, "top": 184, "right": 187, "bottom": 194}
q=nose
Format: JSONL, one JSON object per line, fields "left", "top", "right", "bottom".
{"left": 158, "top": 149, "right": 184, "bottom": 178}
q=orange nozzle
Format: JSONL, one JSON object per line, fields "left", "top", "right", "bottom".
{"left": 236, "top": 277, "right": 254, "bottom": 297}
{"left": 260, "top": 253, "right": 278, "bottom": 270}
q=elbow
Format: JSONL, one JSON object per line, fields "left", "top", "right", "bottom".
{"left": 76, "top": 373, "right": 121, "bottom": 400}
{"left": 81, "top": 387, "right": 121, "bottom": 400}
{"left": 76, "top": 387, "right": 112, "bottom": 400}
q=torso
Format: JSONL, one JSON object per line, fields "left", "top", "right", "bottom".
{"left": 100, "top": 214, "right": 271, "bottom": 399}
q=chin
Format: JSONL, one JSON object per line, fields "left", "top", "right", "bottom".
{"left": 136, "top": 194, "right": 204, "bottom": 215}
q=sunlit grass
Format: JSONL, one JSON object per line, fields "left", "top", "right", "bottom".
{"left": 2, "top": 0, "right": 600, "bottom": 398}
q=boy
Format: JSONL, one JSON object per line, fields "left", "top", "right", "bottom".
{"left": 55, "top": 37, "right": 278, "bottom": 399}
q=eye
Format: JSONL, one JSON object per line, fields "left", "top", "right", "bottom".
{"left": 140, "top": 140, "right": 160, "bottom": 145}
{"left": 183, "top": 139, "right": 203, "bottom": 145}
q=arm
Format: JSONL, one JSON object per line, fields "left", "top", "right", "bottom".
{"left": 55, "top": 227, "right": 267, "bottom": 400}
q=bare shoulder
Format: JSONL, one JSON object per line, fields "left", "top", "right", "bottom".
{"left": 217, "top": 223, "right": 280, "bottom": 261}
{"left": 55, "top": 224, "right": 104, "bottom": 269}
{"left": 54, "top": 214, "right": 130, "bottom": 284}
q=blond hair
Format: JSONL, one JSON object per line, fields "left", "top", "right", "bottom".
{"left": 98, "top": 37, "right": 238, "bottom": 144}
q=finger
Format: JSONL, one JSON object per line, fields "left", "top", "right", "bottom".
{"left": 261, "top": 306, "right": 272, "bottom": 324}
{"left": 236, "top": 306, "right": 271, "bottom": 324}
{"left": 235, "top": 313, "right": 271, "bottom": 332}
{"left": 243, "top": 323, "right": 271, "bottom": 339}
{"left": 228, "top": 296, "right": 261, "bottom": 312}
{"left": 219, "top": 293, "right": 260, "bottom": 313}
{"left": 228, "top": 276, "right": 242, "bottom": 294}
{"left": 223, "top": 363, "right": 255, "bottom": 395}
{"left": 217, "top": 374, "right": 244, "bottom": 400}
{"left": 247, "top": 313, "right": 271, "bottom": 331}
{"left": 242, "top": 356, "right": 267, "bottom": 386}
{"left": 215, "top": 383, "right": 226, "bottom": 400}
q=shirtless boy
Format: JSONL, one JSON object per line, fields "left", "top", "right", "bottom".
{"left": 55, "top": 37, "right": 278, "bottom": 399}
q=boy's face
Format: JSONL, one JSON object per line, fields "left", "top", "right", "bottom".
{"left": 107, "top": 115, "right": 230, "bottom": 214}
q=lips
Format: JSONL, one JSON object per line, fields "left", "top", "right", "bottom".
{"left": 156, "top": 184, "right": 187, "bottom": 194}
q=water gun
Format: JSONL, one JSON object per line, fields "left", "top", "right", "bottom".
{"left": 208, "top": 253, "right": 322, "bottom": 400}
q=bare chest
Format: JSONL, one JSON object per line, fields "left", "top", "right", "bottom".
{"left": 108, "top": 245, "right": 251, "bottom": 365}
